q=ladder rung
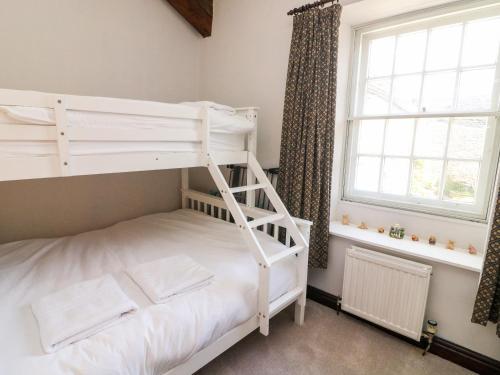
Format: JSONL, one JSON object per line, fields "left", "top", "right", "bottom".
{"left": 268, "top": 245, "right": 305, "bottom": 265}
{"left": 269, "top": 287, "right": 303, "bottom": 317}
{"left": 229, "top": 183, "right": 267, "bottom": 194}
{"left": 248, "top": 213, "right": 284, "bottom": 228}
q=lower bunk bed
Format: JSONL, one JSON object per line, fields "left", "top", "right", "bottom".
{"left": 0, "top": 205, "right": 309, "bottom": 375}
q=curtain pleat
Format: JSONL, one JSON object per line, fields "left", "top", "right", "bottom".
{"left": 277, "top": 5, "right": 341, "bottom": 269}
{"left": 472, "top": 186, "right": 500, "bottom": 338}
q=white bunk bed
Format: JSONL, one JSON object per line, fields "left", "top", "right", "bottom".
{"left": 0, "top": 89, "right": 311, "bottom": 375}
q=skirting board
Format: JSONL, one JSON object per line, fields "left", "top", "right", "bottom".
{"left": 307, "top": 285, "right": 500, "bottom": 375}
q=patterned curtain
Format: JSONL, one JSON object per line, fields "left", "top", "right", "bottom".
{"left": 277, "top": 4, "right": 342, "bottom": 269}
{"left": 472, "top": 186, "right": 500, "bottom": 338}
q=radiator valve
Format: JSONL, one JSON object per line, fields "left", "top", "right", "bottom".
{"left": 422, "top": 320, "right": 438, "bottom": 356}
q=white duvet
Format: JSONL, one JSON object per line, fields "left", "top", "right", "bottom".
{"left": 0, "top": 209, "right": 296, "bottom": 375}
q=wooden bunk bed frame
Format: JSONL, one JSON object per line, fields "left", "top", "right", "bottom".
{"left": 0, "top": 88, "right": 312, "bottom": 375}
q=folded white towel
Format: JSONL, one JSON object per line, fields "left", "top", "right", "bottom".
{"left": 31, "top": 275, "right": 138, "bottom": 353}
{"left": 180, "top": 101, "right": 236, "bottom": 115}
{"left": 127, "top": 255, "right": 214, "bottom": 303}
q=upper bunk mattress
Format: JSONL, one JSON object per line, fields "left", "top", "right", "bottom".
{"left": 0, "top": 209, "right": 297, "bottom": 375}
{"left": 0, "top": 103, "right": 255, "bottom": 156}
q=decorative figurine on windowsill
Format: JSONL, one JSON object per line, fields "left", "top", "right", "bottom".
{"left": 468, "top": 244, "right": 477, "bottom": 255}
{"left": 428, "top": 235, "right": 436, "bottom": 245}
{"left": 389, "top": 224, "right": 405, "bottom": 239}
{"left": 411, "top": 234, "right": 419, "bottom": 241}
{"left": 342, "top": 214, "right": 349, "bottom": 225}
{"left": 446, "top": 240, "right": 455, "bottom": 250}
{"left": 377, "top": 227, "right": 385, "bottom": 234}
{"left": 358, "top": 222, "right": 368, "bottom": 230}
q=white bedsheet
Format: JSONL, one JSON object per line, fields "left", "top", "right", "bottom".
{"left": 0, "top": 103, "right": 254, "bottom": 157}
{"left": 0, "top": 209, "right": 297, "bottom": 375}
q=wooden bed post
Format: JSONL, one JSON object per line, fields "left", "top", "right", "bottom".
{"left": 246, "top": 109, "right": 258, "bottom": 208}
{"left": 295, "top": 222, "right": 311, "bottom": 326}
{"left": 54, "top": 96, "right": 71, "bottom": 177}
{"left": 181, "top": 169, "right": 189, "bottom": 208}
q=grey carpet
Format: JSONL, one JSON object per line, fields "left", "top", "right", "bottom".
{"left": 197, "top": 300, "right": 474, "bottom": 375}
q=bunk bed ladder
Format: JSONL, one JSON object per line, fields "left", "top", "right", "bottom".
{"left": 206, "top": 152, "right": 308, "bottom": 336}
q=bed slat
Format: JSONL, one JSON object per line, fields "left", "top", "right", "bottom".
{"left": 0, "top": 125, "right": 57, "bottom": 140}
{"left": 68, "top": 127, "right": 200, "bottom": 142}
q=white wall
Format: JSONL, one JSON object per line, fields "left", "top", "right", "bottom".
{"left": 0, "top": 0, "right": 201, "bottom": 101}
{"left": 0, "top": 0, "right": 202, "bottom": 242}
{"left": 201, "top": 0, "right": 500, "bottom": 360}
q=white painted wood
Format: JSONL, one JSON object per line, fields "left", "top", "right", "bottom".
{"left": 163, "top": 316, "right": 259, "bottom": 375}
{"left": 248, "top": 213, "right": 284, "bottom": 229}
{"left": 350, "top": 111, "right": 500, "bottom": 121}
{"left": 342, "top": 246, "right": 432, "bottom": 341}
{"left": 195, "top": 151, "right": 311, "bottom": 336}
{"left": 181, "top": 169, "right": 189, "bottom": 209}
{"left": 0, "top": 151, "right": 249, "bottom": 182}
{"left": 258, "top": 265, "right": 270, "bottom": 335}
{"left": 70, "top": 152, "right": 204, "bottom": 176}
{"left": 0, "top": 88, "right": 312, "bottom": 353}
{"left": 0, "top": 88, "right": 55, "bottom": 108}
{"left": 0, "top": 156, "right": 60, "bottom": 181}
{"left": 0, "top": 89, "right": 250, "bottom": 182}
{"left": 53, "top": 97, "right": 71, "bottom": 176}
{"left": 330, "top": 221, "right": 482, "bottom": 272}
{"left": 206, "top": 155, "right": 268, "bottom": 265}
{"left": 181, "top": 189, "right": 313, "bottom": 229}
{"left": 246, "top": 109, "right": 258, "bottom": 208}
{"left": 0, "top": 125, "right": 56, "bottom": 140}
{"left": 211, "top": 151, "right": 248, "bottom": 165}
{"left": 247, "top": 153, "right": 307, "bottom": 248}
{"left": 269, "top": 287, "right": 303, "bottom": 318}
{"left": 64, "top": 93, "right": 201, "bottom": 119}
{"left": 229, "top": 183, "right": 267, "bottom": 193}
{"left": 268, "top": 245, "right": 304, "bottom": 265}
{"left": 67, "top": 127, "right": 199, "bottom": 142}
{"left": 200, "top": 105, "right": 210, "bottom": 160}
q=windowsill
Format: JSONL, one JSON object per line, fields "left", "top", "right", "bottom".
{"left": 329, "top": 221, "right": 483, "bottom": 273}
{"left": 338, "top": 199, "right": 489, "bottom": 226}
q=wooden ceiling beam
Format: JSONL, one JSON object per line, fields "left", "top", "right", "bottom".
{"left": 167, "top": 0, "right": 213, "bottom": 38}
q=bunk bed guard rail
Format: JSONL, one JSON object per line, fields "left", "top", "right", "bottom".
{"left": 0, "top": 89, "right": 253, "bottom": 181}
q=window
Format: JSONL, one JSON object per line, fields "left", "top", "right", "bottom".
{"left": 344, "top": 1, "right": 500, "bottom": 221}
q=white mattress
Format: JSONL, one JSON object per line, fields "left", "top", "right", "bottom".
{"left": 0, "top": 209, "right": 297, "bottom": 375}
{"left": 0, "top": 104, "right": 254, "bottom": 156}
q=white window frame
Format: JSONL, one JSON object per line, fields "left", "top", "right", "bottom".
{"left": 342, "top": 0, "right": 500, "bottom": 222}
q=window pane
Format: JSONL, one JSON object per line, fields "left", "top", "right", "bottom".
{"left": 444, "top": 161, "right": 480, "bottom": 203}
{"left": 426, "top": 24, "right": 462, "bottom": 71}
{"left": 368, "top": 36, "right": 395, "bottom": 77}
{"left": 457, "top": 68, "right": 495, "bottom": 110}
{"left": 391, "top": 74, "right": 422, "bottom": 113}
{"left": 414, "top": 118, "right": 448, "bottom": 158}
{"left": 410, "top": 159, "right": 443, "bottom": 199}
{"left": 355, "top": 156, "right": 381, "bottom": 192}
{"left": 447, "top": 118, "right": 487, "bottom": 159}
{"left": 358, "top": 120, "right": 385, "bottom": 154}
{"left": 381, "top": 158, "right": 410, "bottom": 195}
{"left": 384, "top": 119, "right": 414, "bottom": 156}
{"left": 363, "top": 78, "right": 391, "bottom": 114}
{"left": 461, "top": 17, "right": 500, "bottom": 67}
{"left": 394, "top": 31, "right": 427, "bottom": 74}
{"left": 421, "top": 71, "right": 456, "bottom": 112}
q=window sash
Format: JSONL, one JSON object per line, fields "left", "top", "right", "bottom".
{"left": 351, "top": 2, "right": 500, "bottom": 118}
{"left": 344, "top": 116, "right": 499, "bottom": 220}
{"left": 343, "top": 0, "right": 500, "bottom": 222}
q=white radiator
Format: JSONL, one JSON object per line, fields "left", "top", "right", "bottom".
{"left": 341, "top": 246, "right": 432, "bottom": 341}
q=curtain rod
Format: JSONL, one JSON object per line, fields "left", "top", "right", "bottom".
{"left": 287, "top": 0, "right": 339, "bottom": 16}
